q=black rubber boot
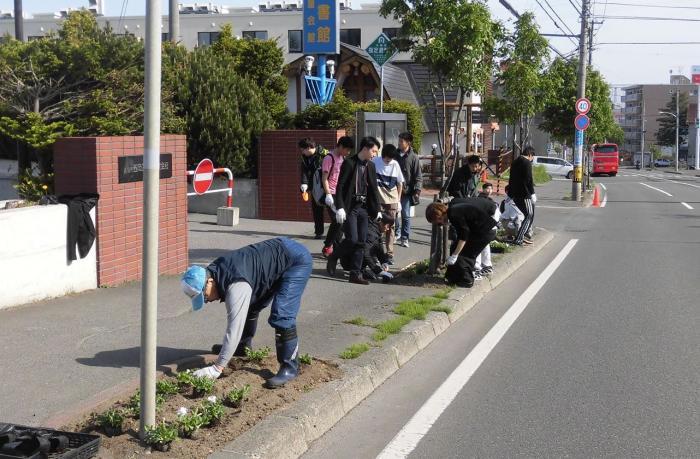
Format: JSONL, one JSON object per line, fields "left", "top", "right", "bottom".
{"left": 211, "top": 311, "right": 260, "bottom": 357}
{"left": 264, "top": 327, "right": 299, "bottom": 389}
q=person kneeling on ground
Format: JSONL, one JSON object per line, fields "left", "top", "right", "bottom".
{"left": 328, "top": 214, "right": 395, "bottom": 283}
{"left": 181, "top": 237, "right": 312, "bottom": 388}
{"left": 426, "top": 197, "right": 499, "bottom": 288}
{"left": 499, "top": 185, "right": 525, "bottom": 242}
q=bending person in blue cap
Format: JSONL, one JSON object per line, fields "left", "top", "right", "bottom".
{"left": 181, "top": 237, "right": 312, "bottom": 388}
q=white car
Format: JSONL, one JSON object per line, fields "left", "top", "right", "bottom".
{"left": 532, "top": 156, "right": 574, "bottom": 179}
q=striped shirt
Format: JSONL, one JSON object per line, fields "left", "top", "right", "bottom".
{"left": 372, "top": 157, "right": 405, "bottom": 204}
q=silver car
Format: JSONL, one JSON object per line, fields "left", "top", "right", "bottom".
{"left": 532, "top": 156, "right": 574, "bottom": 179}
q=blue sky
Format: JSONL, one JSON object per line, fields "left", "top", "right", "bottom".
{"left": 12, "top": 0, "right": 700, "bottom": 87}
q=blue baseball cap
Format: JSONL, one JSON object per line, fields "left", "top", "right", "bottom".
{"left": 181, "top": 265, "right": 207, "bottom": 311}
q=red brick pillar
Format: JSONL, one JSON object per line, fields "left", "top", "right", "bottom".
{"left": 54, "top": 135, "right": 188, "bottom": 286}
{"left": 258, "top": 129, "right": 346, "bottom": 221}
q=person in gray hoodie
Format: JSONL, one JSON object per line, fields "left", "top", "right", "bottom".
{"left": 394, "top": 132, "right": 423, "bottom": 248}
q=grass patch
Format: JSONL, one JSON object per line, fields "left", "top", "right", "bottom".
{"left": 394, "top": 296, "right": 442, "bottom": 320}
{"left": 490, "top": 240, "right": 514, "bottom": 253}
{"left": 432, "top": 288, "right": 453, "bottom": 300}
{"left": 372, "top": 315, "right": 413, "bottom": 342}
{"left": 339, "top": 343, "right": 371, "bottom": 359}
{"left": 533, "top": 164, "right": 551, "bottom": 185}
{"left": 430, "top": 305, "right": 453, "bottom": 315}
{"left": 344, "top": 316, "right": 370, "bottom": 327}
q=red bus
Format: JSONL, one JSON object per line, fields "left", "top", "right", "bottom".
{"left": 591, "top": 143, "right": 619, "bottom": 176}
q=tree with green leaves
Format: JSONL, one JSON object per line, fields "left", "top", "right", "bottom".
{"left": 176, "top": 47, "right": 272, "bottom": 175}
{"left": 656, "top": 91, "right": 688, "bottom": 147}
{"left": 210, "top": 25, "right": 289, "bottom": 126}
{"left": 539, "top": 57, "right": 623, "bottom": 146}
{"left": 380, "top": 0, "right": 501, "bottom": 174}
{"left": 484, "top": 12, "right": 549, "bottom": 156}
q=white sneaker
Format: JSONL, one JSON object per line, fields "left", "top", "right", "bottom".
{"left": 473, "top": 271, "right": 483, "bottom": 281}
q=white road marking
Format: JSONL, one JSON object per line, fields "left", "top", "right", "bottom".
{"left": 377, "top": 239, "right": 580, "bottom": 459}
{"left": 639, "top": 182, "right": 673, "bottom": 197}
{"left": 681, "top": 202, "right": 694, "bottom": 210}
{"left": 601, "top": 193, "right": 608, "bottom": 207}
{"left": 599, "top": 183, "right": 607, "bottom": 191}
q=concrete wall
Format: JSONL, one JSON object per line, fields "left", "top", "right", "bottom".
{"left": 187, "top": 177, "right": 258, "bottom": 218}
{"left": 0, "top": 205, "right": 97, "bottom": 310}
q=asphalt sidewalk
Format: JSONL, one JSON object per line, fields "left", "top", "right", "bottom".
{"left": 0, "top": 200, "right": 435, "bottom": 426}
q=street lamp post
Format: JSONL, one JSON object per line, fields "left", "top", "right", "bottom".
{"left": 659, "top": 110, "right": 678, "bottom": 172}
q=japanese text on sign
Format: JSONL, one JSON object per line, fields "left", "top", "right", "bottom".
{"left": 303, "top": 0, "right": 339, "bottom": 54}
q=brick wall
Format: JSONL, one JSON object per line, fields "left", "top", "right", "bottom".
{"left": 258, "top": 129, "right": 345, "bottom": 221}
{"left": 54, "top": 135, "right": 188, "bottom": 286}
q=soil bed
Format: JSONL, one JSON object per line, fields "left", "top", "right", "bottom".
{"left": 64, "top": 355, "right": 341, "bottom": 459}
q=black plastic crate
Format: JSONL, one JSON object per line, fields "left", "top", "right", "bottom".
{"left": 0, "top": 424, "right": 100, "bottom": 459}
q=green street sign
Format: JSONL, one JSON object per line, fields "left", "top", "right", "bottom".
{"left": 366, "top": 33, "right": 396, "bottom": 67}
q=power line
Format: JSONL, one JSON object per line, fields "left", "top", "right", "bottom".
{"left": 596, "top": 41, "right": 700, "bottom": 45}
{"left": 543, "top": 0, "right": 578, "bottom": 36}
{"left": 596, "top": 15, "right": 700, "bottom": 21}
{"left": 605, "top": 1, "right": 700, "bottom": 9}
{"left": 534, "top": 0, "right": 579, "bottom": 46}
{"left": 568, "top": 0, "right": 582, "bottom": 15}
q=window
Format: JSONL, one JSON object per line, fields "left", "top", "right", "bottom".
{"left": 537, "top": 157, "right": 555, "bottom": 165}
{"left": 198, "top": 31, "right": 220, "bottom": 46}
{"left": 340, "top": 28, "right": 361, "bottom": 47}
{"left": 28, "top": 36, "right": 45, "bottom": 41}
{"left": 288, "top": 30, "right": 302, "bottom": 53}
{"left": 382, "top": 28, "right": 399, "bottom": 39}
{"left": 242, "top": 30, "right": 268, "bottom": 40}
{"left": 161, "top": 32, "right": 169, "bottom": 41}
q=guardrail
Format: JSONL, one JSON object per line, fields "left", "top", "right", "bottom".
{"left": 186, "top": 167, "right": 234, "bottom": 207}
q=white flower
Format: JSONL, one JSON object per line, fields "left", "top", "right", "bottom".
{"left": 176, "top": 407, "right": 188, "bottom": 417}
{"left": 207, "top": 396, "right": 217, "bottom": 403}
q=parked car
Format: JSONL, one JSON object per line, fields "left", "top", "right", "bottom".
{"left": 532, "top": 156, "right": 574, "bottom": 179}
{"left": 654, "top": 158, "right": 671, "bottom": 167}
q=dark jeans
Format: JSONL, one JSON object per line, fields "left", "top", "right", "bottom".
{"left": 324, "top": 195, "right": 343, "bottom": 249}
{"left": 343, "top": 206, "right": 369, "bottom": 275}
{"left": 268, "top": 238, "right": 313, "bottom": 330}
{"left": 310, "top": 196, "right": 325, "bottom": 236}
{"left": 446, "top": 230, "right": 496, "bottom": 285}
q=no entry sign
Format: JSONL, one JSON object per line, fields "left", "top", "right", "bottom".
{"left": 193, "top": 158, "right": 214, "bottom": 195}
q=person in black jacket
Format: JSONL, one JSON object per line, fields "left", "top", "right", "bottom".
{"left": 426, "top": 198, "right": 498, "bottom": 288}
{"left": 507, "top": 146, "right": 536, "bottom": 245}
{"left": 447, "top": 155, "right": 483, "bottom": 199}
{"left": 331, "top": 214, "right": 394, "bottom": 282}
{"left": 329, "top": 136, "right": 382, "bottom": 285}
{"left": 298, "top": 138, "right": 326, "bottom": 239}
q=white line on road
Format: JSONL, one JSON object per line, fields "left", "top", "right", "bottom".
{"left": 601, "top": 193, "right": 608, "bottom": 208}
{"left": 376, "top": 239, "right": 580, "bottom": 459}
{"left": 599, "top": 183, "right": 607, "bottom": 191}
{"left": 639, "top": 182, "right": 673, "bottom": 197}
{"left": 681, "top": 202, "right": 694, "bottom": 210}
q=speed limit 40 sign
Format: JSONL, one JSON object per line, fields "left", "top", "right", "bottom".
{"left": 576, "top": 98, "right": 591, "bottom": 115}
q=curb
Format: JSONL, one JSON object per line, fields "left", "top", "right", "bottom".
{"left": 211, "top": 229, "right": 555, "bottom": 458}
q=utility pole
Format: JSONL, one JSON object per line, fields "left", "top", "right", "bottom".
{"left": 572, "top": 0, "right": 589, "bottom": 201}
{"left": 169, "top": 0, "right": 179, "bottom": 44}
{"left": 587, "top": 22, "right": 593, "bottom": 67}
{"left": 13, "top": 0, "right": 23, "bottom": 41}
{"left": 696, "top": 87, "right": 700, "bottom": 170}
{"left": 675, "top": 89, "right": 679, "bottom": 173}
{"left": 140, "top": 0, "right": 162, "bottom": 439}
{"left": 640, "top": 103, "right": 646, "bottom": 169}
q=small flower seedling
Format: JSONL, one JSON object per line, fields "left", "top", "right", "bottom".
{"left": 145, "top": 421, "right": 178, "bottom": 452}
{"left": 177, "top": 410, "right": 206, "bottom": 438}
{"left": 200, "top": 399, "right": 225, "bottom": 426}
{"left": 224, "top": 384, "right": 251, "bottom": 409}
{"left": 176, "top": 370, "right": 195, "bottom": 389}
{"left": 244, "top": 346, "right": 271, "bottom": 364}
{"left": 127, "top": 390, "right": 166, "bottom": 418}
{"left": 190, "top": 375, "right": 215, "bottom": 397}
{"left": 299, "top": 353, "right": 313, "bottom": 365}
{"left": 156, "top": 379, "right": 179, "bottom": 396}
{"left": 96, "top": 408, "right": 125, "bottom": 437}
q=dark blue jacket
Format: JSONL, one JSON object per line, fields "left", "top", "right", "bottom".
{"left": 208, "top": 238, "right": 292, "bottom": 308}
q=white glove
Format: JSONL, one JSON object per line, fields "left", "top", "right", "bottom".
{"left": 446, "top": 255, "right": 458, "bottom": 266}
{"left": 324, "top": 194, "right": 334, "bottom": 207}
{"left": 381, "top": 263, "right": 390, "bottom": 272}
{"left": 193, "top": 365, "right": 221, "bottom": 380}
{"left": 336, "top": 208, "right": 346, "bottom": 224}
{"left": 379, "top": 271, "right": 394, "bottom": 281}
{"left": 300, "top": 184, "right": 308, "bottom": 193}
{"left": 531, "top": 193, "right": 537, "bottom": 204}
{"left": 376, "top": 212, "right": 382, "bottom": 222}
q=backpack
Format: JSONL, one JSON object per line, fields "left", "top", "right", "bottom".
{"left": 312, "top": 149, "right": 334, "bottom": 206}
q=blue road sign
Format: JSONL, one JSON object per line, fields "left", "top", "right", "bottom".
{"left": 303, "top": 0, "right": 340, "bottom": 54}
{"left": 574, "top": 114, "right": 590, "bottom": 131}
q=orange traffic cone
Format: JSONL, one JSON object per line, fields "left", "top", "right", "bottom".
{"left": 592, "top": 185, "right": 601, "bottom": 207}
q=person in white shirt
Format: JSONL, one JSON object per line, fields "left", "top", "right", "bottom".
{"left": 372, "top": 144, "right": 404, "bottom": 265}
{"left": 499, "top": 185, "right": 525, "bottom": 242}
